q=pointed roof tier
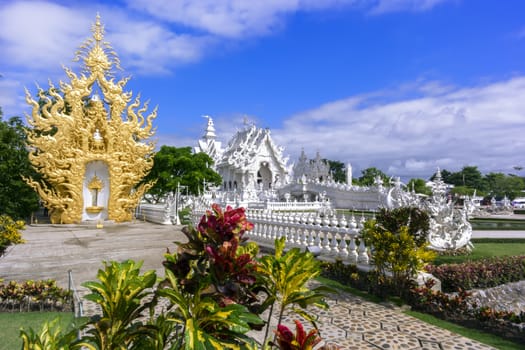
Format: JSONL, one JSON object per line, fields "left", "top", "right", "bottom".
{"left": 218, "top": 124, "right": 289, "bottom": 173}
{"left": 194, "top": 116, "right": 223, "bottom": 166}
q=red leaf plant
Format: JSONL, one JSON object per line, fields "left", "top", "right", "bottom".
{"left": 273, "top": 320, "right": 323, "bottom": 350}
{"left": 164, "top": 204, "right": 260, "bottom": 306}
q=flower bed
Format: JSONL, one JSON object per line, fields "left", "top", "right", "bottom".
{"left": 408, "top": 279, "right": 525, "bottom": 344}
{"left": 0, "top": 280, "right": 72, "bottom": 312}
{"left": 321, "top": 261, "right": 525, "bottom": 345}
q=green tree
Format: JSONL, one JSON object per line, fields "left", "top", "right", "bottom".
{"left": 0, "top": 108, "right": 40, "bottom": 220}
{"left": 450, "top": 185, "right": 479, "bottom": 198}
{"left": 406, "top": 178, "right": 432, "bottom": 196}
{"left": 141, "top": 146, "right": 222, "bottom": 202}
{"left": 483, "top": 172, "right": 525, "bottom": 199}
{"left": 452, "top": 166, "right": 484, "bottom": 190}
{"left": 324, "top": 159, "right": 346, "bottom": 183}
{"left": 357, "top": 167, "right": 390, "bottom": 186}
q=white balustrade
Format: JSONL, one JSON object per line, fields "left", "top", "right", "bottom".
{"left": 189, "top": 206, "right": 371, "bottom": 266}
{"left": 137, "top": 203, "right": 173, "bottom": 225}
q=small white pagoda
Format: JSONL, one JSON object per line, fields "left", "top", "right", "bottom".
{"left": 292, "top": 149, "right": 331, "bottom": 183}
{"left": 194, "top": 116, "right": 223, "bottom": 167}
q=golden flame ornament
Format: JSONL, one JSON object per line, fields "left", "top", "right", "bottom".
{"left": 24, "top": 15, "right": 156, "bottom": 224}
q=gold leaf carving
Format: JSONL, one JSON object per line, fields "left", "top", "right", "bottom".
{"left": 25, "top": 15, "right": 156, "bottom": 224}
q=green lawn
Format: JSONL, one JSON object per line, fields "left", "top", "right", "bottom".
{"left": 406, "top": 310, "right": 524, "bottom": 350}
{"left": 0, "top": 312, "right": 77, "bottom": 350}
{"left": 433, "top": 239, "right": 525, "bottom": 265}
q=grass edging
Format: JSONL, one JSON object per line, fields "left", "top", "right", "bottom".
{"left": 405, "top": 310, "right": 523, "bottom": 350}
{"left": 0, "top": 312, "right": 78, "bottom": 350}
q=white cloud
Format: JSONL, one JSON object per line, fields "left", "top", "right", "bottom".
{"left": 368, "top": 0, "right": 451, "bottom": 14}
{"left": 107, "top": 18, "right": 214, "bottom": 74}
{"left": 0, "top": 0, "right": 455, "bottom": 79}
{"left": 0, "top": 1, "right": 212, "bottom": 73}
{"left": 0, "top": 77, "right": 23, "bottom": 114}
{"left": 125, "top": 0, "right": 365, "bottom": 38}
{"left": 126, "top": 0, "right": 456, "bottom": 38}
{"left": 272, "top": 77, "right": 525, "bottom": 180}
{"left": 0, "top": 1, "right": 89, "bottom": 70}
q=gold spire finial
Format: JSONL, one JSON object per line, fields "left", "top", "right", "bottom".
{"left": 88, "top": 174, "right": 104, "bottom": 190}
{"left": 93, "top": 13, "right": 104, "bottom": 43}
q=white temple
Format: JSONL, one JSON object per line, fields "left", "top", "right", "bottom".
{"left": 143, "top": 117, "right": 476, "bottom": 252}
{"left": 194, "top": 117, "right": 397, "bottom": 210}
{"left": 195, "top": 117, "right": 291, "bottom": 201}
{"left": 292, "top": 149, "right": 331, "bottom": 183}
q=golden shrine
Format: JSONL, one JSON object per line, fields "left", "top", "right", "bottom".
{"left": 24, "top": 15, "right": 156, "bottom": 224}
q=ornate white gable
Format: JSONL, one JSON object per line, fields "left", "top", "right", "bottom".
{"left": 195, "top": 118, "right": 290, "bottom": 196}
{"left": 292, "top": 149, "right": 330, "bottom": 183}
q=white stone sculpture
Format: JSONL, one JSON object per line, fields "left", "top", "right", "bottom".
{"left": 425, "top": 169, "right": 473, "bottom": 251}
{"left": 384, "top": 177, "right": 420, "bottom": 209}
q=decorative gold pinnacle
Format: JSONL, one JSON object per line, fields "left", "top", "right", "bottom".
{"left": 92, "top": 14, "right": 104, "bottom": 42}
{"left": 88, "top": 175, "right": 104, "bottom": 191}
{"left": 24, "top": 15, "right": 156, "bottom": 224}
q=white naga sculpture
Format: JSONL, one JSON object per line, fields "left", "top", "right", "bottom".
{"left": 385, "top": 177, "right": 420, "bottom": 209}
{"left": 425, "top": 169, "right": 473, "bottom": 251}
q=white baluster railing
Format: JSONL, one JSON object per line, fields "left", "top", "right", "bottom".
{"left": 189, "top": 205, "right": 371, "bottom": 266}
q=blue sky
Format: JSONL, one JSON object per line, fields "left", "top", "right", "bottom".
{"left": 1, "top": 0, "right": 525, "bottom": 181}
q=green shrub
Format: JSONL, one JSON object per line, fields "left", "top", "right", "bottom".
{"left": 79, "top": 260, "right": 157, "bottom": 349}
{"left": 375, "top": 207, "right": 430, "bottom": 247}
{"left": 20, "top": 318, "right": 80, "bottom": 350}
{"left": 258, "top": 237, "right": 334, "bottom": 345}
{"left": 0, "top": 214, "right": 25, "bottom": 256}
{"left": 361, "top": 218, "right": 436, "bottom": 294}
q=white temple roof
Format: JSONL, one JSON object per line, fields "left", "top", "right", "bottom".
{"left": 218, "top": 124, "right": 288, "bottom": 171}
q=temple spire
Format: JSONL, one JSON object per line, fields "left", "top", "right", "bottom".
{"left": 92, "top": 13, "right": 104, "bottom": 43}
{"left": 202, "top": 115, "right": 217, "bottom": 140}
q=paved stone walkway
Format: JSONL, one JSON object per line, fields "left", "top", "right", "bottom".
{"left": 1, "top": 222, "right": 498, "bottom": 349}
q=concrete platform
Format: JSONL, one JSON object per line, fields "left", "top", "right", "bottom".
{"left": 0, "top": 222, "right": 498, "bottom": 349}
{"left": 0, "top": 222, "right": 186, "bottom": 287}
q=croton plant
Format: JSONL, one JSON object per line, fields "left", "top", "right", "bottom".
{"left": 21, "top": 204, "right": 336, "bottom": 349}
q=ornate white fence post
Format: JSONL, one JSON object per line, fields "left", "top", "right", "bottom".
{"left": 329, "top": 214, "right": 339, "bottom": 255}
{"left": 307, "top": 213, "right": 316, "bottom": 247}
{"left": 337, "top": 214, "right": 349, "bottom": 260}
{"left": 230, "top": 205, "right": 372, "bottom": 266}
{"left": 319, "top": 216, "right": 330, "bottom": 255}
{"left": 346, "top": 214, "right": 359, "bottom": 264}
{"left": 357, "top": 214, "right": 369, "bottom": 264}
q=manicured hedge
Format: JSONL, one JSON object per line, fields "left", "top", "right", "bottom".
{"left": 426, "top": 256, "right": 525, "bottom": 292}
